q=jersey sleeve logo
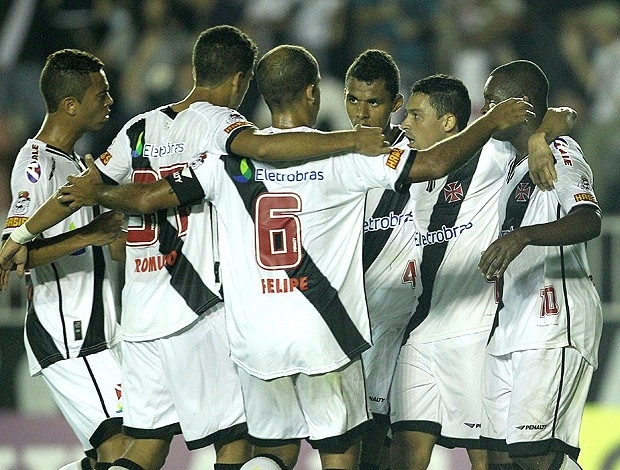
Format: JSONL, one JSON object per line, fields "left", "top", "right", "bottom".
{"left": 5, "top": 216, "right": 28, "bottom": 228}
{"left": 11, "top": 191, "right": 31, "bottom": 215}
{"left": 386, "top": 148, "right": 404, "bottom": 169}
{"left": 574, "top": 193, "right": 597, "bottom": 204}
{"left": 26, "top": 161, "right": 41, "bottom": 183}
{"left": 553, "top": 137, "right": 573, "bottom": 166}
{"left": 99, "top": 150, "right": 112, "bottom": 165}
{"left": 443, "top": 181, "right": 464, "bottom": 203}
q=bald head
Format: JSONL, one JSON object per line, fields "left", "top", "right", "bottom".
{"left": 255, "top": 45, "right": 320, "bottom": 112}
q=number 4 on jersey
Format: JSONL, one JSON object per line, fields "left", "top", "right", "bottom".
{"left": 401, "top": 260, "right": 417, "bottom": 288}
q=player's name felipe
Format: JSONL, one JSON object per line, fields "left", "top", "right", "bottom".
{"left": 261, "top": 276, "right": 309, "bottom": 294}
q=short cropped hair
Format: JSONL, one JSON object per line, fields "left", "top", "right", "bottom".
{"left": 193, "top": 25, "right": 258, "bottom": 87}
{"left": 39, "top": 49, "right": 104, "bottom": 113}
{"left": 489, "top": 60, "right": 549, "bottom": 119}
{"left": 345, "top": 49, "right": 401, "bottom": 101}
{"left": 410, "top": 74, "right": 472, "bottom": 130}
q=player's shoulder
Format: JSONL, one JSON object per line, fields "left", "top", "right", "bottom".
{"left": 550, "top": 136, "right": 589, "bottom": 169}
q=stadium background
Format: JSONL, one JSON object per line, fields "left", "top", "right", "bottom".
{"left": 0, "top": 1, "right": 618, "bottom": 468}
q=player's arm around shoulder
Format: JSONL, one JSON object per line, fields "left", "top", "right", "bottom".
{"left": 528, "top": 106, "right": 578, "bottom": 191}
{"left": 58, "top": 155, "right": 180, "bottom": 214}
{"left": 229, "top": 125, "right": 390, "bottom": 162}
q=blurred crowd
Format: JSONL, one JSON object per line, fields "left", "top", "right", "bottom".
{"left": 1, "top": 0, "right": 619, "bottom": 215}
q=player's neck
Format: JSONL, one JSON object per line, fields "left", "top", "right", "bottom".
{"left": 270, "top": 111, "right": 312, "bottom": 130}
{"left": 511, "top": 132, "right": 532, "bottom": 161}
{"left": 171, "top": 86, "right": 230, "bottom": 112}
{"left": 34, "top": 116, "right": 80, "bottom": 155}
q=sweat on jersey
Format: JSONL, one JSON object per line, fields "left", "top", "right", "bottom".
{"left": 95, "top": 102, "right": 256, "bottom": 342}
{"left": 165, "top": 126, "right": 415, "bottom": 380}
{"left": 487, "top": 136, "right": 603, "bottom": 368}
{"left": 3, "top": 140, "right": 120, "bottom": 375}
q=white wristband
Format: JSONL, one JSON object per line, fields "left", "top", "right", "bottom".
{"left": 10, "top": 223, "right": 38, "bottom": 244}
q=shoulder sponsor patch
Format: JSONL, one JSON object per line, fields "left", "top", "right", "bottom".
{"left": 26, "top": 160, "right": 41, "bottom": 183}
{"left": 574, "top": 193, "right": 597, "bottom": 203}
{"left": 386, "top": 148, "right": 404, "bottom": 169}
{"left": 11, "top": 191, "right": 31, "bottom": 215}
{"left": 5, "top": 216, "right": 28, "bottom": 229}
{"left": 224, "top": 120, "right": 251, "bottom": 134}
{"left": 99, "top": 151, "right": 112, "bottom": 165}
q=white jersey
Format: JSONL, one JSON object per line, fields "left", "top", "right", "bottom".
{"left": 3, "top": 139, "right": 120, "bottom": 375}
{"left": 404, "top": 139, "right": 513, "bottom": 343}
{"left": 96, "top": 102, "right": 255, "bottom": 341}
{"left": 487, "top": 136, "right": 603, "bottom": 367}
{"left": 363, "top": 128, "right": 419, "bottom": 324}
{"left": 167, "top": 126, "right": 415, "bottom": 379}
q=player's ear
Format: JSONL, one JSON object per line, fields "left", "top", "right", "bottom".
{"left": 443, "top": 113, "right": 457, "bottom": 133}
{"left": 392, "top": 93, "right": 404, "bottom": 113}
{"left": 231, "top": 71, "right": 245, "bottom": 92}
{"left": 306, "top": 83, "right": 316, "bottom": 102}
{"left": 61, "top": 96, "right": 78, "bottom": 116}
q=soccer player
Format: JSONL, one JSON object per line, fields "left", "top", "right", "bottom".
{"left": 43, "top": 45, "right": 533, "bottom": 470}
{"left": 344, "top": 55, "right": 577, "bottom": 470}
{"left": 1, "top": 26, "right": 391, "bottom": 470}
{"left": 343, "top": 49, "right": 416, "bottom": 470}
{"left": 477, "top": 60, "right": 602, "bottom": 470}
{"left": 1, "top": 49, "right": 130, "bottom": 470}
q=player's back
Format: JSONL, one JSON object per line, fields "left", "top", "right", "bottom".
{"left": 173, "top": 125, "right": 413, "bottom": 379}
{"left": 95, "top": 103, "right": 254, "bottom": 341}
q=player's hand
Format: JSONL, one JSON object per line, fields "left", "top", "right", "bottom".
{"left": 0, "top": 237, "right": 29, "bottom": 289}
{"left": 57, "top": 155, "right": 103, "bottom": 209}
{"left": 487, "top": 97, "right": 535, "bottom": 132}
{"left": 478, "top": 230, "right": 528, "bottom": 279}
{"left": 80, "top": 211, "right": 124, "bottom": 246}
{"left": 528, "top": 132, "right": 557, "bottom": 191}
{"left": 352, "top": 124, "right": 391, "bottom": 156}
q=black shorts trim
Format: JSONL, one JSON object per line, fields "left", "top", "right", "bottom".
{"left": 90, "top": 416, "right": 123, "bottom": 449}
{"left": 437, "top": 436, "right": 483, "bottom": 450}
{"left": 391, "top": 420, "right": 441, "bottom": 437}
{"left": 481, "top": 436, "right": 579, "bottom": 461}
{"left": 186, "top": 422, "right": 249, "bottom": 450}
{"left": 308, "top": 420, "right": 374, "bottom": 453}
{"left": 509, "top": 438, "right": 580, "bottom": 461}
{"left": 370, "top": 412, "right": 390, "bottom": 427}
{"left": 248, "top": 436, "right": 303, "bottom": 448}
{"left": 122, "top": 422, "right": 182, "bottom": 440}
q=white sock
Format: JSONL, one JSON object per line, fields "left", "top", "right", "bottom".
{"left": 58, "top": 462, "right": 83, "bottom": 470}
{"left": 561, "top": 455, "right": 582, "bottom": 470}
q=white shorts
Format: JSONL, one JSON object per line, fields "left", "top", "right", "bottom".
{"left": 238, "top": 357, "right": 372, "bottom": 452}
{"left": 481, "top": 346, "right": 593, "bottom": 460}
{"left": 390, "top": 331, "right": 489, "bottom": 448}
{"left": 121, "top": 303, "right": 247, "bottom": 450}
{"left": 42, "top": 344, "right": 123, "bottom": 456}
{"left": 361, "top": 311, "right": 410, "bottom": 420}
